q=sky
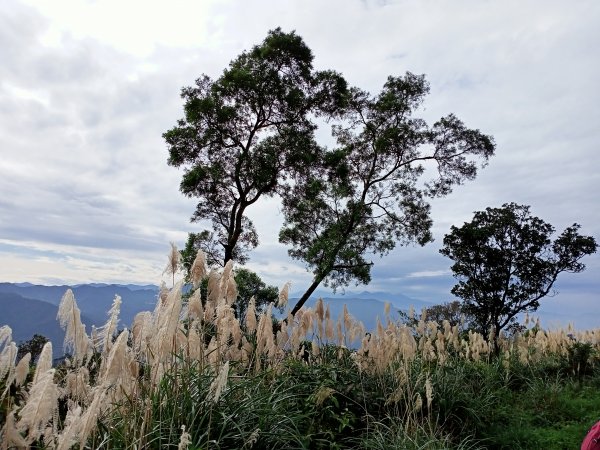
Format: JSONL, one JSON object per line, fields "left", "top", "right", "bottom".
{"left": 1, "top": 0, "right": 599, "bottom": 328}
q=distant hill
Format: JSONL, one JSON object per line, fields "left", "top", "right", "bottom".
{"left": 0, "top": 282, "right": 434, "bottom": 354}
{"left": 287, "top": 294, "right": 430, "bottom": 333}
{"left": 0, "top": 292, "right": 93, "bottom": 356}
{"left": 0, "top": 282, "right": 158, "bottom": 330}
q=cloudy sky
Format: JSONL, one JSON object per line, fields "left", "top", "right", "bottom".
{"left": 1, "top": 0, "right": 598, "bottom": 327}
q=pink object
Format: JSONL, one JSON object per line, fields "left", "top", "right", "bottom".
{"left": 582, "top": 421, "right": 600, "bottom": 449}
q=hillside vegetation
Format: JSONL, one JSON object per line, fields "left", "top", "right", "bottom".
{"left": 1, "top": 259, "right": 599, "bottom": 449}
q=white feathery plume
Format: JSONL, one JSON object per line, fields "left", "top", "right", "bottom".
{"left": 278, "top": 282, "right": 291, "bottom": 308}
{"left": 220, "top": 260, "right": 234, "bottom": 295}
{"left": 0, "top": 325, "right": 12, "bottom": 350}
{"left": 95, "top": 294, "right": 122, "bottom": 354}
{"left": 1, "top": 408, "right": 28, "bottom": 450}
{"left": 178, "top": 425, "right": 192, "bottom": 450}
{"left": 14, "top": 352, "right": 31, "bottom": 387}
{"left": 33, "top": 341, "right": 53, "bottom": 384}
{"left": 187, "top": 288, "right": 203, "bottom": 321}
{"left": 64, "top": 367, "right": 91, "bottom": 403}
{"left": 225, "top": 276, "right": 238, "bottom": 306}
{"left": 57, "top": 289, "right": 91, "bottom": 363}
{"left": 0, "top": 341, "right": 17, "bottom": 382}
{"left": 55, "top": 402, "right": 83, "bottom": 450}
{"left": 17, "top": 368, "right": 60, "bottom": 443}
{"left": 245, "top": 297, "right": 257, "bottom": 333}
{"left": 207, "top": 269, "right": 221, "bottom": 303}
{"left": 151, "top": 282, "right": 183, "bottom": 362}
{"left": 164, "top": 241, "right": 180, "bottom": 287}
{"left": 208, "top": 360, "right": 229, "bottom": 403}
{"left": 100, "top": 329, "right": 130, "bottom": 388}
{"left": 78, "top": 386, "right": 109, "bottom": 447}
{"left": 190, "top": 250, "right": 207, "bottom": 288}
{"left": 132, "top": 311, "right": 153, "bottom": 356}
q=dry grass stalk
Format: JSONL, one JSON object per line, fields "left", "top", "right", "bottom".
{"left": 164, "top": 241, "right": 180, "bottom": 287}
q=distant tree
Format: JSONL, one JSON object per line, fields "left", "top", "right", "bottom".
{"left": 282, "top": 73, "right": 495, "bottom": 315}
{"left": 165, "top": 28, "right": 348, "bottom": 266}
{"left": 423, "top": 301, "right": 472, "bottom": 330}
{"left": 398, "top": 301, "right": 475, "bottom": 333}
{"left": 232, "top": 268, "right": 279, "bottom": 319}
{"left": 440, "top": 203, "right": 597, "bottom": 352}
{"left": 17, "top": 334, "right": 48, "bottom": 362}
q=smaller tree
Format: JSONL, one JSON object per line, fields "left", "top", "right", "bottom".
{"left": 17, "top": 334, "right": 48, "bottom": 362}
{"left": 440, "top": 203, "right": 597, "bottom": 351}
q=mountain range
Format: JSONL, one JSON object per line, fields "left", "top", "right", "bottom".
{"left": 0, "top": 282, "right": 430, "bottom": 356}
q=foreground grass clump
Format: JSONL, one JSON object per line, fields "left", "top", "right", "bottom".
{"left": 1, "top": 254, "right": 599, "bottom": 449}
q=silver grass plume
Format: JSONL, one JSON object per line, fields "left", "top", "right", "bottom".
{"left": 1, "top": 408, "right": 28, "bottom": 450}
{"left": 151, "top": 282, "right": 183, "bottom": 366}
{"left": 78, "top": 386, "right": 109, "bottom": 448}
{"left": 0, "top": 341, "right": 17, "bottom": 382}
{"left": 0, "top": 325, "right": 12, "bottom": 350}
{"left": 33, "top": 341, "right": 53, "bottom": 384}
{"left": 14, "top": 352, "right": 31, "bottom": 387}
{"left": 190, "top": 249, "right": 207, "bottom": 288}
{"left": 132, "top": 311, "right": 153, "bottom": 356}
{"left": 57, "top": 289, "right": 90, "bottom": 363}
{"left": 55, "top": 402, "right": 82, "bottom": 450}
{"left": 278, "top": 282, "right": 291, "bottom": 308}
{"left": 164, "top": 241, "right": 180, "bottom": 287}
{"left": 100, "top": 329, "right": 130, "bottom": 388}
{"left": 178, "top": 425, "right": 192, "bottom": 450}
{"left": 0, "top": 342, "right": 17, "bottom": 401}
{"left": 208, "top": 360, "right": 229, "bottom": 403}
{"left": 245, "top": 297, "right": 257, "bottom": 333}
{"left": 95, "top": 294, "right": 122, "bottom": 354}
{"left": 187, "top": 288, "right": 203, "bottom": 321}
{"left": 17, "top": 368, "right": 60, "bottom": 443}
{"left": 207, "top": 268, "right": 221, "bottom": 303}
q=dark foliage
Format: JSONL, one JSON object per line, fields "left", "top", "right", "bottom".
{"left": 440, "top": 202, "right": 597, "bottom": 350}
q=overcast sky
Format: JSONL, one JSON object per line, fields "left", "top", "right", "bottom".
{"left": 1, "top": 0, "right": 598, "bottom": 327}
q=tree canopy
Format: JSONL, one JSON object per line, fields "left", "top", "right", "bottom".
{"left": 165, "top": 28, "right": 347, "bottom": 266}
{"left": 440, "top": 203, "right": 597, "bottom": 349}
{"left": 282, "top": 74, "right": 495, "bottom": 315}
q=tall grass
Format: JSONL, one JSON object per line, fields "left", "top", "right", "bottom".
{"left": 0, "top": 250, "right": 598, "bottom": 449}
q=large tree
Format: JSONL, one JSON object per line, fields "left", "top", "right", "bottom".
{"left": 165, "top": 28, "right": 347, "bottom": 266}
{"left": 281, "top": 73, "right": 496, "bottom": 315}
{"left": 440, "top": 203, "right": 597, "bottom": 350}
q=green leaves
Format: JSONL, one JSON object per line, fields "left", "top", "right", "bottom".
{"left": 284, "top": 72, "right": 495, "bottom": 312}
{"left": 165, "top": 29, "right": 348, "bottom": 266}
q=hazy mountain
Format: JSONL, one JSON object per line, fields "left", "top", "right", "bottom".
{"left": 0, "top": 282, "right": 158, "bottom": 330}
{"left": 0, "top": 292, "right": 94, "bottom": 356}
{"left": 0, "top": 282, "right": 435, "bottom": 354}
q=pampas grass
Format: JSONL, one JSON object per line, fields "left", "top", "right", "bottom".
{"left": 57, "top": 289, "right": 91, "bottom": 364}
{"left": 17, "top": 368, "right": 59, "bottom": 443}
{"left": 1, "top": 247, "right": 598, "bottom": 448}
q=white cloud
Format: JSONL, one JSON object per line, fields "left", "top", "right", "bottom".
{"left": 0, "top": 0, "right": 598, "bottom": 325}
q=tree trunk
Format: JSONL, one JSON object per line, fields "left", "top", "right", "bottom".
{"left": 290, "top": 275, "right": 325, "bottom": 316}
